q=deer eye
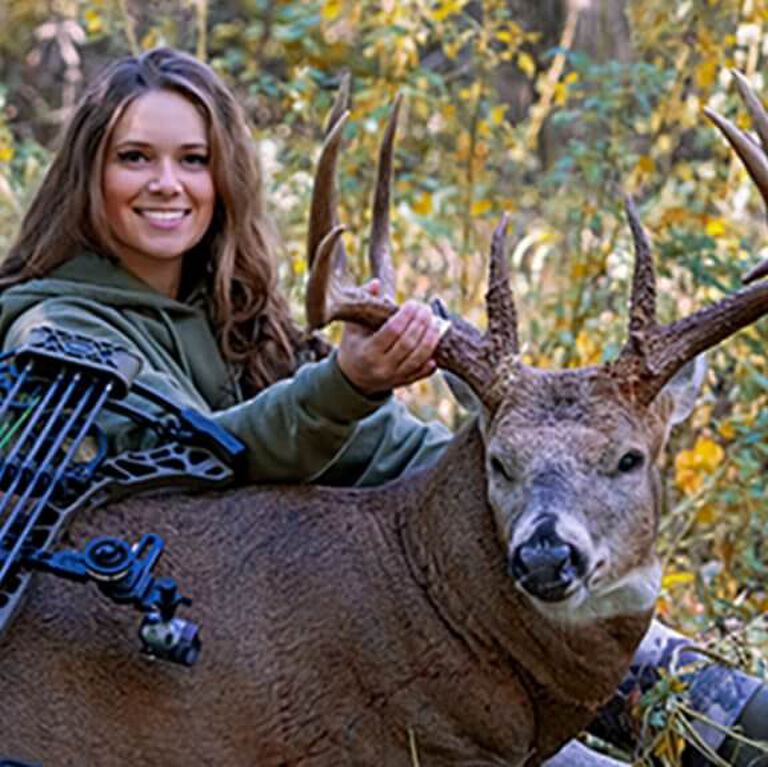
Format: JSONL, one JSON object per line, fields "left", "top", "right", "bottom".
{"left": 489, "top": 455, "right": 515, "bottom": 482}
{"left": 617, "top": 450, "right": 644, "bottom": 473}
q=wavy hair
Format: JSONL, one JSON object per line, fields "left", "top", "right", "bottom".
{"left": 1, "top": 47, "right": 303, "bottom": 393}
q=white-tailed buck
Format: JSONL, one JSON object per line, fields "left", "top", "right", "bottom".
{"left": 1, "top": 72, "right": 768, "bottom": 766}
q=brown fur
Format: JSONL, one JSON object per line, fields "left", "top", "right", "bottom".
{"left": 0, "top": 421, "right": 651, "bottom": 766}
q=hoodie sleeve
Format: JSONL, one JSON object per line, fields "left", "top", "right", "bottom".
{"left": 2, "top": 299, "right": 450, "bottom": 485}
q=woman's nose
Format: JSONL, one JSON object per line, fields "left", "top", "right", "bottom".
{"left": 147, "top": 160, "right": 182, "bottom": 195}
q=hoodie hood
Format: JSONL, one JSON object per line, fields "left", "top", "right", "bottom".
{"left": 1, "top": 251, "right": 205, "bottom": 317}
{"left": 0, "top": 251, "right": 240, "bottom": 409}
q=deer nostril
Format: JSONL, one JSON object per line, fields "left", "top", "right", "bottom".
{"left": 509, "top": 525, "right": 587, "bottom": 602}
{"left": 518, "top": 541, "right": 573, "bottom": 573}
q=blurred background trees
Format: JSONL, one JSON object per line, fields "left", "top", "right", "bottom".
{"left": 1, "top": 0, "right": 766, "bottom": 762}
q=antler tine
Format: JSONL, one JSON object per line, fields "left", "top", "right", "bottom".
{"left": 306, "top": 225, "right": 346, "bottom": 330}
{"left": 368, "top": 94, "right": 402, "bottom": 301}
{"left": 732, "top": 70, "right": 768, "bottom": 154}
{"left": 624, "top": 196, "right": 657, "bottom": 343}
{"left": 704, "top": 106, "right": 768, "bottom": 212}
{"left": 613, "top": 194, "right": 768, "bottom": 406}
{"left": 704, "top": 72, "right": 768, "bottom": 286}
{"left": 743, "top": 259, "right": 768, "bottom": 284}
{"left": 307, "top": 76, "right": 351, "bottom": 273}
{"left": 324, "top": 71, "right": 351, "bottom": 138}
{"left": 428, "top": 297, "right": 510, "bottom": 410}
{"left": 607, "top": 75, "right": 768, "bottom": 404}
{"left": 486, "top": 214, "right": 520, "bottom": 355}
{"left": 426, "top": 215, "right": 523, "bottom": 412}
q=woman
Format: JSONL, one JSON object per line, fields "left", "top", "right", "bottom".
{"left": 0, "top": 47, "right": 765, "bottom": 766}
{"left": 0, "top": 47, "right": 451, "bottom": 486}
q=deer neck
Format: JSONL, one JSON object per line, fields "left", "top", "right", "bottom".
{"left": 399, "top": 420, "right": 652, "bottom": 711}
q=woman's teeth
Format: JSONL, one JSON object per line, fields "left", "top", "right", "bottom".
{"left": 140, "top": 210, "right": 187, "bottom": 221}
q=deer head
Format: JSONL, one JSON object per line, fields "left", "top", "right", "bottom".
{"left": 306, "top": 75, "right": 768, "bottom": 624}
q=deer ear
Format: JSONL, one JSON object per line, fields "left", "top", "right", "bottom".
{"left": 441, "top": 370, "right": 491, "bottom": 436}
{"left": 442, "top": 370, "right": 484, "bottom": 414}
{"left": 431, "top": 296, "right": 489, "bottom": 420}
{"left": 657, "top": 355, "right": 708, "bottom": 426}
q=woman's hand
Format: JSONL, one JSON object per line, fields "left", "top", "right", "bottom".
{"left": 337, "top": 282, "right": 441, "bottom": 396}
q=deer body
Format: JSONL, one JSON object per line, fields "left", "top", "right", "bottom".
{"left": 0, "top": 423, "right": 649, "bottom": 766}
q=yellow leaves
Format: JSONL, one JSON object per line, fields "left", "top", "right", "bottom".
{"left": 489, "top": 104, "right": 507, "bottom": 126}
{"left": 0, "top": 144, "right": 13, "bottom": 164}
{"left": 321, "top": 0, "right": 342, "bottom": 21}
{"left": 456, "top": 130, "right": 471, "bottom": 160}
{"left": 458, "top": 81, "right": 482, "bottom": 104}
{"left": 470, "top": 199, "right": 491, "bottom": 216}
{"left": 652, "top": 731, "right": 687, "bottom": 762}
{"left": 694, "top": 57, "right": 718, "bottom": 90}
{"left": 636, "top": 155, "right": 655, "bottom": 174}
{"left": 662, "top": 571, "right": 695, "bottom": 589}
{"left": 674, "top": 436, "right": 725, "bottom": 496}
{"left": 704, "top": 217, "right": 727, "bottom": 237}
{"left": 658, "top": 206, "right": 703, "bottom": 228}
{"left": 517, "top": 51, "right": 536, "bottom": 79}
{"left": 696, "top": 504, "right": 717, "bottom": 525}
{"left": 83, "top": 8, "right": 103, "bottom": 35}
{"left": 718, "top": 420, "right": 736, "bottom": 441}
{"left": 552, "top": 82, "right": 568, "bottom": 108}
{"left": 575, "top": 328, "right": 601, "bottom": 365}
{"left": 431, "top": 0, "right": 468, "bottom": 23}
{"left": 140, "top": 28, "right": 160, "bottom": 50}
{"left": 412, "top": 192, "right": 432, "bottom": 216}
{"left": 495, "top": 24, "right": 522, "bottom": 46}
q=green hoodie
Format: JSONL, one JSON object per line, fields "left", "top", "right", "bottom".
{"left": 0, "top": 252, "right": 451, "bottom": 486}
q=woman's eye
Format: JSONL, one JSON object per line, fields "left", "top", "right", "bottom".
{"left": 617, "top": 450, "right": 644, "bottom": 473}
{"left": 183, "top": 153, "right": 209, "bottom": 167}
{"left": 116, "top": 149, "right": 148, "bottom": 164}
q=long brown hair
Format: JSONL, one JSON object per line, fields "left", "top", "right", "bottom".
{"left": 1, "top": 47, "right": 302, "bottom": 393}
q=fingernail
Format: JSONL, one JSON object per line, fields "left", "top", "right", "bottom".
{"left": 433, "top": 317, "right": 451, "bottom": 339}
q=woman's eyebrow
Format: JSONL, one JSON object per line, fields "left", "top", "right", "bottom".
{"left": 113, "top": 139, "right": 209, "bottom": 149}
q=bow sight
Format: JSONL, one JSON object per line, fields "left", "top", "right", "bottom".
{"left": 0, "top": 326, "right": 246, "bottom": 666}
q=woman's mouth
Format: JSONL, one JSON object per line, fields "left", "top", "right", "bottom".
{"left": 134, "top": 208, "right": 190, "bottom": 229}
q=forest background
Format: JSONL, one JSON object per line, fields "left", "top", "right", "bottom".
{"left": 0, "top": 0, "right": 767, "bottom": 764}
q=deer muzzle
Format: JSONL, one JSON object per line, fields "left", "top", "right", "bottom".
{"left": 509, "top": 517, "right": 588, "bottom": 603}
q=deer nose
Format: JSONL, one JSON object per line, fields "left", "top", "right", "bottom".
{"left": 509, "top": 520, "right": 587, "bottom": 602}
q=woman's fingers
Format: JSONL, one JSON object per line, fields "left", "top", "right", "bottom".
{"left": 336, "top": 301, "right": 441, "bottom": 395}
{"left": 374, "top": 303, "right": 439, "bottom": 357}
{"left": 388, "top": 307, "right": 440, "bottom": 377}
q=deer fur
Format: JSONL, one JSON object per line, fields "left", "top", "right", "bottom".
{"left": 2, "top": 415, "right": 656, "bottom": 766}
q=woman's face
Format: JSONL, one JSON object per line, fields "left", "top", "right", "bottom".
{"left": 101, "top": 89, "right": 215, "bottom": 297}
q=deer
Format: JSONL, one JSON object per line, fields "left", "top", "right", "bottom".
{"left": 1, "top": 73, "right": 768, "bottom": 767}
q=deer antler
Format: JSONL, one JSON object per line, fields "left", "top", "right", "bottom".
{"left": 305, "top": 81, "right": 522, "bottom": 410}
{"left": 703, "top": 70, "right": 768, "bottom": 285}
{"left": 307, "top": 75, "right": 768, "bottom": 413}
{"left": 606, "top": 75, "right": 768, "bottom": 404}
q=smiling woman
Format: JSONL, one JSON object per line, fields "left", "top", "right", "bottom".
{"left": 0, "top": 47, "right": 450, "bottom": 482}
{"left": 101, "top": 90, "right": 215, "bottom": 298}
